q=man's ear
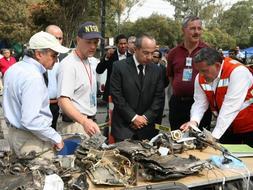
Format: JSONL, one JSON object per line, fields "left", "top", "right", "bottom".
{"left": 34, "top": 50, "right": 43, "bottom": 61}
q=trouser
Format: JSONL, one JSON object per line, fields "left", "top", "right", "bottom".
{"left": 219, "top": 128, "right": 253, "bottom": 147}
{"left": 169, "top": 95, "right": 212, "bottom": 131}
{"left": 49, "top": 102, "right": 59, "bottom": 130}
{"left": 7, "top": 127, "right": 54, "bottom": 159}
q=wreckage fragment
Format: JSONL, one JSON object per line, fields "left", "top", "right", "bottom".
{"left": 138, "top": 154, "right": 208, "bottom": 181}
{"left": 76, "top": 148, "right": 135, "bottom": 186}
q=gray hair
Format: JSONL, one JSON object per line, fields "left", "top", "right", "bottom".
{"left": 24, "top": 48, "right": 47, "bottom": 58}
{"left": 128, "top": 36, "right": 136, "bottom": 43}
{"left": 135, "top": 34, "right": 156, "bottom": 49}
{"left": 194, "top": 47, "right": 223, "bottom": 66}
{"left": 182, "top": 15, "right": 202, "bottom": 28}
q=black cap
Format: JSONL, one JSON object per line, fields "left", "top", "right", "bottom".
{"left": 77, "top": 21, "right": 102, "bottom": 40}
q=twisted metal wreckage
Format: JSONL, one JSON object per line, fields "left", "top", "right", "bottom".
{"left": 0, "top": 129, "right": 240, "bottom": 189}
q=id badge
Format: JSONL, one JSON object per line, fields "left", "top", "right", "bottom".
{"left": 182, "top": 68, "right": 192, "bottom": 81}
{"left": 89, "top": 91, "right": 96, "bottom": 107}
{"left": 185, "top": 57, "right": 192, "bottom": 67}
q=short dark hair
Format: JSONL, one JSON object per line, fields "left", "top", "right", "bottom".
{"left": 115, "top": 34, "right": 127, "bottom": 44}
{"left": 182, "top": 15, "right": 202, "bottom": 28}
{"left": 154, "top": 49, "right": 162, "bottom": 58}
{"left": 135, "top": 34, "right": 155, "bottom": 49}
{"left": 194, "top": 47, "right": 223, "bottom": 65}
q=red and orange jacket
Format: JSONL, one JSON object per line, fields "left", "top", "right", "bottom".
{"left": 199, "top": 57, "right": 253, "bottom": 134}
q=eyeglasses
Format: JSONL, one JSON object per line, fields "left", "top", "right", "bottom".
{"left": 49, "top": 51, "right": 59, "bottom": 59}
{"left": 44, "top": 49, "right": 59, "bottom": 59}
{"left": 56, "top": 37, "right": 63, "bottom": 41}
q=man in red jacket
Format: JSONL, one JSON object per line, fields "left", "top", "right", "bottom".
{"left": 181, "top": 47, "right": 253, "bottom": 147}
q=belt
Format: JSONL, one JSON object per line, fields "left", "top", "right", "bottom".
{"left": 50, "top": 99, "right": 58, "bottom": 104}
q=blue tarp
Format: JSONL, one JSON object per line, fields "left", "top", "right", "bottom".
{"left": 243, "top": 47, "right": 253, "bottom": 58}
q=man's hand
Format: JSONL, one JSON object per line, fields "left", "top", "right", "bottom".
{"left": 132, "top": 115, "right": 148, "bottom": 129}
{"left": 54, "top": 139, "right": 64, "bottom": 151}
{"left": 180, "top": 120, "right": 199, "bottom": 132}
{"left": 105, "top": 48, "right": 115, "bottom": 59}
{"left": 82, "top": 118, "right": 101, "bottom": 136}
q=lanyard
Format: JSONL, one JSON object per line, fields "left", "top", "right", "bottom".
{"left": 211, "top": 70, "right": 223, "bottom": 112}
{"left": 75, "top": 50, "right": 92, "bottom": 87}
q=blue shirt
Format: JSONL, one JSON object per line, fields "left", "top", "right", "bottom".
{"left": 48, "top": 61, "right": 60, "bottom": 99}
{"left": 3, "top": 55, "right": 62, "bottom": 144}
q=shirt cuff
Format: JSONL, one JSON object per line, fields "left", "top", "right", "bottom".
{"left": 131, "top": 114, "right": 138, "bottom": 122}
{"left": 212, "top": 118, "right": 230, "bottom": 140}
{"left": 51, "top": 133, "right": 62, "bottom": 144}
{"left": 190, "top": 116, "right": 201, "bottom": 126}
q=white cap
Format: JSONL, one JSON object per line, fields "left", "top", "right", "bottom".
{"left": 29, "top": 31, "right": 69, "bottom": 54}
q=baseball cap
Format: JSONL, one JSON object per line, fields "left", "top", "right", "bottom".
{"left": 29, "top": 31, "right": 69, "bottom": 54}
{"left": 77, "top": 21, "right": 102, "bottom": 40}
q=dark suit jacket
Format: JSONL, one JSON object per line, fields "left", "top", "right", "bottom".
{"left": 110, "top": 56, "right": 165, "bottom": 141}
{"left": 96, "top": 50, "right": 132, "bottom": 102}
{"left": 158, "top": 63, "right": 169, "bottom": 88}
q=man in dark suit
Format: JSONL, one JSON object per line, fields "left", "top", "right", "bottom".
{"left": 152, "top": 49, "right": 169, "bottom": 124}
{"left": 110, "top": 34, "right": 165, "bottom": 142}
{"left": 96, "top": 34, "right": 132, "bottom": 103}
{"left": 152, "top": 49, "right": 169, "bottom": 88}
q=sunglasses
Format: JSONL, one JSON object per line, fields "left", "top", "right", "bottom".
{"left": 153, "top": 56, "right": 159, "bottom": 58}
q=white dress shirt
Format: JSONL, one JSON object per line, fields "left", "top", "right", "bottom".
{"left": 3, "top": 55, "right": 62, "bottom": 144}
{"left": 190, "top": 62, "right": 253, "bottom": 139}
{"left": 117, "top": 49, "right": 127, "bottom": 60}
{"left": 48, "top": 60, "right": 60, "bottom": 99}
{"left": 131, "top": 55, "right": 147, "bottom": 122}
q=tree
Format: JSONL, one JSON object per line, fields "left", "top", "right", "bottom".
{"left": 30, "top": 0, "right": 143, "bottom": 46}
{"left": 0, "top": 0, "right": 33, "bottom": 44}
{"left": 166, "top": 0, "right": 217, "bottom": 20}
{"left": 217, "top": 0, "right": 253, "bottom": 48}
{"left": 202, "top": 28, "right": 236, "bottom": 49}
{"left": 120, "top": 14, "right": 181, "bottom": 47}
{"left": 31, "top": 0, "right": 101, "bottom": 47}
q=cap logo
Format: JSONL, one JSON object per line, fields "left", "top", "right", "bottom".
{"left": 84, "top": 25, "right": 98, "bottom": 33}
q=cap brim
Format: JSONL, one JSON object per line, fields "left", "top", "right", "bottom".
{"left": 78, "top": 32, "right": 103, "bottom": 40}
{"left": 50, "top": 45, "right": 70, "bottom": 54}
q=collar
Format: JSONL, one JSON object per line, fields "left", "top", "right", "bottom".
{"left": 117, "top": 49, "right": 126, "bottom": 56}
{"left": 23, "top": 55, "right": 47, "bottom": 74}
{"left": 179, "top": 41, "right": 207, "bottom": 49}
{"left": 217, "top": 60, "right": 224, "bottom": 80}
{"left": 133, "top": 54, "right": 140, "bottom": 68}
{"left": 133, "top": 54, "right": 145, "bottom": 69}
{"left": 207, "top": 60, "right": 224, "bottom": 85}
{"left": 3, "top": 57, "right": 11, "bottom": 61}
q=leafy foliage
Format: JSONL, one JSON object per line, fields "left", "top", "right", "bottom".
{"left": 0, "top": 0, "right": 33, "bottom": 43}
{"left": 217, "top": 0, "right": 253, "bottom": 48}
